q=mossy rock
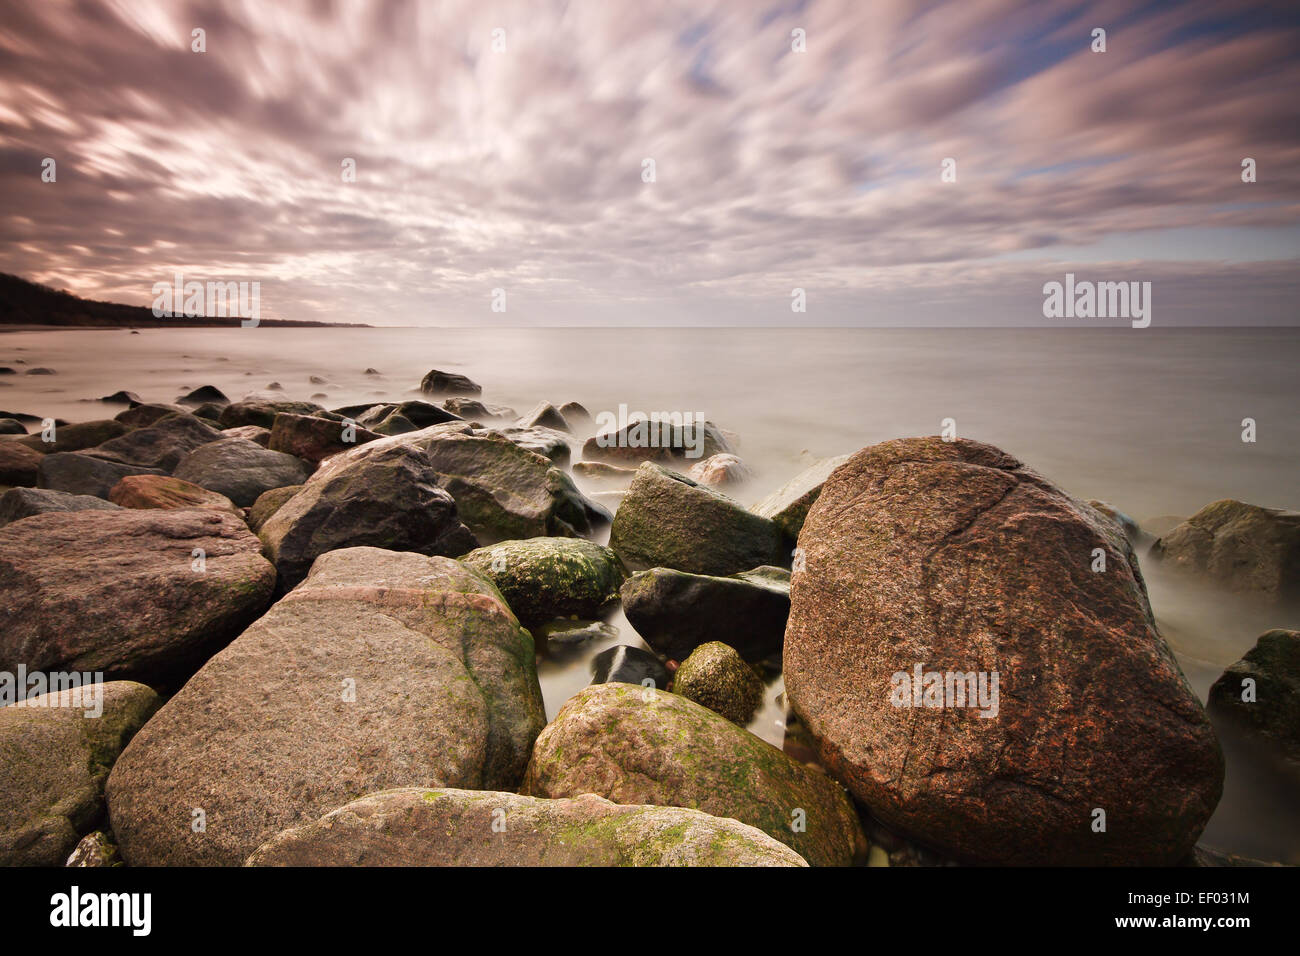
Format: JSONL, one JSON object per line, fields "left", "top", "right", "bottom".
{"left": 461, "top": 537, "right": 625, "bottom": 625}
{"left": 673, "top": 641, "right": 764, "bottom": 724}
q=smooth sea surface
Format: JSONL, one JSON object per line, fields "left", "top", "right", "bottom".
{"left": 3, "top": 325, "right": 1297, "bottom": 862}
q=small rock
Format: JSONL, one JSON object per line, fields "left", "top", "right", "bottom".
{"left": 419, "top": 369, "right": 482, "bottom": 396}
{"left": 687, "top": 452, "right": 752, "bottom": 488}
{"left": 175, "top": 385, "right": 230, "bottom": 406}
{"left": 672, "top": 642, "right": 765, "bottom": 724}
{"left": 460, "top": 537, "right": 625, "bottom": 625}
{"left": 589, "top": 645, "right": 669, "bottom": 690}
{"left": 1151, "top": 500, "right": 1300, "bottom": 603}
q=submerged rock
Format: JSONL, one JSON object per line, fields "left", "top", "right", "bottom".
{"left": 1150, "top": 500, "right": 1300, "bottom": 603}
{"left": 621, "top": 565, "right": 790, "bottom": 662}
{"left": 0, "top": 509, "right": 275, "bottom": 682}
{"left": 687, "top": 453, "right": 752, "bottom": 488}
{"left": 582, "top": 418, "right": 731, "bottom": 466}
{"left": 784, "top": 437, "right": 1224, "bottom": 866}
{"left": 672, "top": 642, "right": 765, "bottom": 725}
{"left": 0, "top": 681, "right": 160, "bottom": 867}
{"left": 496, "top": 426, "right": 571, "bottom": 466}
{"left": 1208, "top": 629, "right": 1300, "bottom": 762}
{"left": 107, "top": 548, "right": 546, "bottom": 866}
{"left": 246, "top": 788, "right": 806, "bottom": 867}
{"left": 175, "top": 385, "right": 229, "bottom": 406}
{"left": 516, "top": 401, "right": 570, "bottom": 432}
{"left": 460, "top": 537, "right": 624, "bottom": 625}
{"left": 590, "top": 645, "right": 669, "bottom": 690}
{"left": 522, "top": 684, "right": 866, "bottom": 867}
{"left": 609, "top": 462, "right": 783, "bottom": 576}
{"left": 441, "top": 397, "right": 514, "bottom": 420}
{"left": 115, "top": 403, "right": 188, "bottom": 428}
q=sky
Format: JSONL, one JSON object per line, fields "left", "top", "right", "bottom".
{"left": 0, "top": 0, "right": 1297, "bottom": 327}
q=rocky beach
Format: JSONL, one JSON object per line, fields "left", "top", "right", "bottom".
{"left": 1, "top": 333, "right": 1296, "bottom": 868}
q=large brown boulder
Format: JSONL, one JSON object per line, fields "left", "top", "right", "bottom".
{"left": 1150, "top": 500, "right": 1300, "bottom": 603}
{"left": 784, "top": 437, "right": 1224, "bottom": 866}
{"left": 267, "top": 412, "right": 381, "bottom": 464}
{"left": 0, "top": 509, "right": 275, "bottom": 683}
{"left": 0, "top": 441, "right": 43, "bottom": 486}
{"left": 172, "top": 437, "right": 310, "bottom": 507}
{"left": 106, "top": 548, "right": 546, "bottom": 866}
{"left": 522, "top": 683, "right": 865, "bottom": 866}
{"left": 246, "top": 788, "right": 806, "bottom": 867}
{"left": 0, "top": 682, "right": 160, "bottom": 866}
{"left": 109, "top": 474, "right": 241, "bottom": 517}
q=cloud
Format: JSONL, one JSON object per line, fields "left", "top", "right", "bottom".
{"left": 0, "top": 0, "right": 1297, "bottom": 325}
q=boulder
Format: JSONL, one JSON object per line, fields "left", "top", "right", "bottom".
{"left": 37, "top": 453, "right": 167, "bottom": 499}
{"left": 516, "top": 401, "right": 569, "bottom": 432}
{"left": 461, "top": 537, "right": 624, "bottom": 625}
{"left": 0, "top": 681, "right": 160, "bottom": 866}
{"left": 0, "top": 487, "right": 123, "bottom": 528}
{"left": 590, "top": 645, "right": 670, "bottom": 689}
{"left": 175, "top": 386, "right": 229, "bottom": 406}
{"left": 582, "top": 419, "right": 731, "bottom": 465}
{"left": 522, "top": 684, "right": 866, "bottom": 867}
{"left": 750, "top": 455, "right": 850, "bottom": 542}
{"left": 497, "top": 426, "right": 570, "bottom": 466}
{"left": 672, "top": 642, "right": 765, "bottom": 724}
{"left": 358, "top": 401, "right": 461, "bottom": 431}
{"left": 106, "top": 547, "right": 546, "bottom": 866}
{"left": 247, "top": 484, "right": 302, "bottom": 532}
{"left": 1208, "top": 630, "right": 1300, "bottom": 761}
{"left": 559, "top": 402, "right": 593, "bottom": 431}
{"left": 784, "top": 437, "right": 1224, "bottom": 865}
{"left": 108, "top": 474, "right": 241, "bottom": 517}
{"left": 16, "top": 419, "right": 127, "bottom": 455}
{"left": 220, "top": 425, "right": 271, "bottom": 447}
{"left": 0, "top": 418, "right": 28, "bottom": 435}
{"left": 172, "top": 437, "right": 311, "bottom": 507}
{"left": 218, "top": 399, "right": 324, "bottom": 429}
{"left": 0, "top": 509, "right": 275, "bottom": 682}
{"left": 97, "top": 390, "right": 142, "bottom": 406}
{"left": 115, "top": 403, "right": 187, "bottom": 428}
{"left": 687, "top": 453, "right": 752, "bottom": 488}
{"left": 621, "top": 565, "right": 790, "bottom": 662}
{"left": 419, "top": 369, "right": 482, "bottom": 396}
{"left": 1150, "top": 500, "right": 1300, "bottom": 603}
{"left": 267, "top": 412, "right": 381, "bottom": 464}
{"left": 0, "top": 441, "right": 42, "bottom": 486}
{"left": 83, "top": 412, "right": 223, "bottom": 471}
{"left": 320, "top": 423, "right": 607, "bottom": 544}
{"left": 610, "top": 462, "right": 783, "bottom": 576}
{"left": 257, "top": 441, "right": 477, "bottom": 589}
{"left": 246, "top": 788, "right": 806, "bottom": 867}
{"left": 442, "top": 397, "right": 513, "bottom": 420}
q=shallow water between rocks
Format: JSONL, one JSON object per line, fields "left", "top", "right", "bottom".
{"left": 3, "top": 325, "right": 1296, "bottom": 862}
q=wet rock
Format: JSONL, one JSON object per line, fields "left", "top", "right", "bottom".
{"left": 672, "top": 642, "right": 765, "bottom": 724}
{"left": 621, "top": 565, "right": 790, "bottom": 662}
{"left": 108, "top": 474, "right": 241, "bottom": 517}
{"left": 0, "top": 509, "right": 275, "bottom": 682}
{"left": 98, "top": 390, "right": 142, "bottom": 406}
{"left": 172, "top": 437, "right": 311, "bottom": 507}
{"left": 267, "top": 411, "right": 381, "bottom": 464}
{"left": 419, "top": 369, "right": 482, "bottom": 396}
{"left": 589, "top": 645, "right": 670, "bottom": 690}
{"left": 559, "top": 402, "right": 593, "bottom": 431}
{"left": 106, "top": 548, "right": 546, "bottom": 866}
{"left": 37, "top": 453, "right": 167, "bottom": 499}
{"left": 784, "top": 437, "right": 1224, "bottom": 865}
{"left": 522, "top": 683, "right": 866, "bottom": 867}
{"left": 0, "top": 418, "right": 26, "bottom": 435}
{"left": 66, "top": 830, "right": 121, "bottom": 867}
{"left": 175, "top": 385, "right": 229, "bottom": 406}
{"left": 497, "top": 425, "right": 571, "bottom": 466}
{"left": 247, "top": 484, "right": 302, "bottom": 532}
{"left": 461, "top": 537, "right": 625, "bottom": 625}
{"left": 750, "top": 455, "right": 850, "bottom": 543}
{"left": 610, "top": 462, "right": 783, "bottom": 576}
{"left": 442, "top": 397, "right": 514, "bottom": 420}
{"left": 687, "top": 452, "right": 752, "bottom": 488}
{"left": 258, "top": 440, "right": 476, "bottom": 588}
{"left": 0, "top": 487, "right": 123, "bottom": 528}
{"left": 246, "top": 788, "right": 806, "bottom": 867}
{"left": 1150, "top": 500, "right": 1300, "bottom": 603}
{"left": 572, "top": 460, "right": 638, "bottom": 488}
{"left": 0, "top": 681, "right": 160, "bottom": 867}
{"left": 1208, "top": 629, "right": 1300, "bottom": 762}
{"left": 534, "top": 619, "right": 618, "bottom": 649}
